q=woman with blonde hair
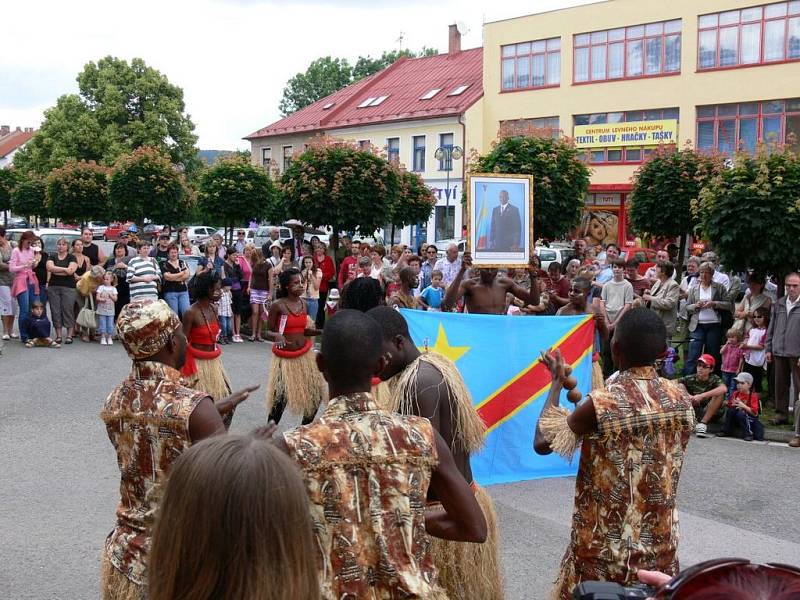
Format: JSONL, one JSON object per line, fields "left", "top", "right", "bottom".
{"left": 148, "top": 434, "right": 318, "bottom": 600}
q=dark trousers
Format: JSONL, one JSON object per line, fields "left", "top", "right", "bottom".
{"left": 684, "top": 322, "right": 723, "bottom": 376}
{"left": 268, "top": 396, "right": 316, "bottom": 426}
{"left": 316, "top": 289, "right": 328, "bottom": 329}
{"left": 772, "top": 355, "right": 800, "bottom": 415}
{"left": 721, "top": 408, "right": 764, "bottom": 440}
{"left": 742, "top": 362, "right": 765, "bottom": 393}
{"left": 601, "top": 330, "right": 616, "bottom": 378}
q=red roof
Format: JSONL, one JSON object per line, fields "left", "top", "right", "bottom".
{"left": 0, "top": 130, "right": 35, "bottom": 159}
{"left": 245, "top": 48, "right": 483, "bottom": 140}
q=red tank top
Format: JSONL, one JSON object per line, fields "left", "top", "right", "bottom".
{"left": 282, "top": 310, "right": 307, "bottom": 334}
{"left": 188, "top": 321, "right": 220, "bottom": 346}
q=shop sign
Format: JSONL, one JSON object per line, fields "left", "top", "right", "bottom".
{"left": 574, "top": 119, "right": 678, "bottom": 148}
{"left": 585, "top": 193, "right": 622, "bottom": 206}
{"left": 692, "top": 242, "right": 706, "bottom": 250}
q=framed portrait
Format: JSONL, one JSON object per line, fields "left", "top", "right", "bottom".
{"left": 466, "top": 173, "right": 534, "bottom": 268}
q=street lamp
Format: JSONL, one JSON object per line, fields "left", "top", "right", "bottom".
{"left": 434, "top": 144, "right": 463, "bottom": 239}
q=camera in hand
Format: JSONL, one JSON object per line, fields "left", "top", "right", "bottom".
{"left": 573, "top": 581, "right": 655, "bottom": 599}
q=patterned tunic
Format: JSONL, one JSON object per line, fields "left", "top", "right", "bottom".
{"left": 547, "top": 367, "right": 695, "bottom": 600}
{"left": 100, "top": 361, "right": 207, "bottom": 585}
{"left": 284, "top": 392, "right": 446, "bottom": 600}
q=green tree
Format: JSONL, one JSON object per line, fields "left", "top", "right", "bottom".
{"left": 46, "top": 160, "right": 110, "bottom": 225}
{"left": 278, "top": 57, "right": 354, "bottom": 116}
{"left": 694, "top": 146, "right": 800, "bottom": 278}
{"left": 470, "top": 136, "right": 591, "bottom": 241}
{"left": 628, "top": 145, "right": 721, "bottom": 278}
{"left": 0, "top": 168, "right": 20, "bottom": 226}
{"left": 12, "top": 177, "right": 48, "bottom": 225}
{"left": 280, "top": 138, "right": 399, "bottom": 254}
{"left": 279, "top": 48, "right": 439, "bottom": 116}
{"left": 15, "top": 56, "right": 199, "bottom": 176}
{"left": 351, "top": 47, "right": 438, "bottom": 80}
{"left": 389, "top": 170, "right": 436, "bottom": 240}
{"left": 199, "top": 156, "right": 281, "bottom": 244}
{"left": 109, "top": 146, "right": 192, "bottom": 227}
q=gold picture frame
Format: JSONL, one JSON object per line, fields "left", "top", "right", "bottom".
{"left": 466, "top": 173, "right": 535, "bottom": 269}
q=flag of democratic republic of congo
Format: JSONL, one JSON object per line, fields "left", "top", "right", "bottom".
{"left": 400, "top": 309, "right": 594, "bottom": 485}
{"left": 474, "top": 183, "right": 492, "bottom": 250}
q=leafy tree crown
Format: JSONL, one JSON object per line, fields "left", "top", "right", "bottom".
{"left": 470, "top": 135, "right": 591, "bottom": 241}
{"left": 46, "top": 160, "right": 110, "bottom": 224}
{"left": 199, "top": 156, "right": 282, "bottom": 227}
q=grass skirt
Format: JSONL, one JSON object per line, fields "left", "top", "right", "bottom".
{"left": 591, "top": 361, "right": 604, "bottom": 390}
{"left": 265, "top": 348, "right": 326, "bottom": 418}
{"left": 100, "top": 552, "right": 143, "bottom": 600}
{"left": 429, "top": 484, "right": 503, "bottom": 600}
{"left": 185, "top": 355, "right": 234, "bottom": 427}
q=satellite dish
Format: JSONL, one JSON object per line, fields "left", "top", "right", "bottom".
{"left": 456, "top": 21, "right": 469, "bottom": 35}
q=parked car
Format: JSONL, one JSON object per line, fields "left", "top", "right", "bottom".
{"left": 434, "top": 238, "right": 467, "bottom": 258}
{"left": 535, "top": 245, "right": 575, "bottom": 271}
{"left": 142, "top": 224, "right": 163, "bottom": 241}
{"left": 184, "top": 226, "right": 217, "bottom": 245}
{"left": 621, "top": 246, "right": 657, "bottom": 275}
{"left": 6, "top": 228, "right": 81, "bottom": 254}
{"left": 103, "top": 222, "right": 135, "bottom": 241}
{"left": 87, "top": 221, "right": 108, "bottom": 239}
{"left": 254, "top": 225, "right": 292, "bottom": 249}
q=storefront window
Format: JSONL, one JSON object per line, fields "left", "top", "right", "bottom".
{"left": 435, "top": 206, "right": 455, "bottom": 241}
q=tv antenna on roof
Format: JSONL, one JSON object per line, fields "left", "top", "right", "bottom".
{"left": 397, "top": 31, "right": 405, "bottom": 49}
{"left": 456, "top": 21, "right": 469, "bottom": 36}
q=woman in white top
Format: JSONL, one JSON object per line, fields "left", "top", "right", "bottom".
{"left": 685, "top": 261, "right": 730, "bottom": 375}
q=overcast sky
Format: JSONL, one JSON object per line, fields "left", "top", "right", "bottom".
{"left": 1, "top": 0, "right": 596, "bottom": 150}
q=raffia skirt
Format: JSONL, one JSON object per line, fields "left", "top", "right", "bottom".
{"left": 185, "top": 353, "right": 234, "bottom": 427}
{"left": 265, "top": 342, "right": 326, "bottom": 418}
{"left": 429, "top": 483, "right": 504, "bottom": 600}
{"left": 100, "top": 552, "right": 144, "bottom": 600}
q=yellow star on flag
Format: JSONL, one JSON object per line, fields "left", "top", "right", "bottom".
{"left": 420, "top": 323, "right": 470, "bottom": 363}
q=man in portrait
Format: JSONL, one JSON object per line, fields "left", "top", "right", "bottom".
{"left": 489, "top": 189, "right": 522, "bottom": 252}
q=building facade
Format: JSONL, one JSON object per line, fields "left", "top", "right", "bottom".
{"left": 246, "top": 27, "right": 483, "bottom": 249}
{"left": 0, "top": 126, "right": 36, "bottom": 168}
{"left": 483, "top": 0, "right": 800, "bottom": 247}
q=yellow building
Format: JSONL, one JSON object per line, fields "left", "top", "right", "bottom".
{"left": 483, "top": 0, "right": 800, "bottom": 246}
{"left": 245, "top": 26, "right": 483, "bottom": 249}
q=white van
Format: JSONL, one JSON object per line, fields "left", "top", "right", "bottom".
{"left": 254, "top": 225, "right": 292, "bottom": 249}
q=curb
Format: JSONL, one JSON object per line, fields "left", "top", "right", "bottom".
{"left": 705, "top": 422, "right": 796, "bottom": 444}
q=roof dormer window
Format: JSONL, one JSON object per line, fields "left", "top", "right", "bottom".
{"left": 419, "top": 88, "right": 442, "bottom": 100}
{"left": 448, "top": 85, "right": 470, "bottom": 96}
{"left": 357, "top": 97, "right": 377, "bottom": 108}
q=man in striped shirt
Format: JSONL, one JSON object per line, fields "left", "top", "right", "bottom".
{"left": 126, "top": 241, "right": 161, "bottom": 302}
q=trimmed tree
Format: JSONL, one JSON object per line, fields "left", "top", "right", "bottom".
{"left": 470, "top": 135, "right": 591, "bottom": 241}
{"left": 12, "top": 177, "right": 48, "bottom": 226}
{"left": 694, "top": 146, "right": 800, "bottom": 278}
{"left": 0, "top": 168, "right": 19, "bottom": 226}
{"left": 109, "top": 146, "right": 192, "bottom": 227}
{"left": 280, "top": 138, "right": 399, "bottom": 255}
{"left": 628, "top": 145, "right": 721, "bottom": 279}
{"left": 198, "top": 156, "right": 281, "bottom": 245}
{"left": 389, "top": 169, "right": 436, "bottom": 243}
{"left": 46, "top": 160, "right": 110, "bottom": 225}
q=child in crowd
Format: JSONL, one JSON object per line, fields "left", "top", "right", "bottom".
{"left": 717, "top": 371, "right": 764, "bottom": 441}
{"left": 720, "top": 328, "right": 745, "bottom": 398}
{"left": 324, "top": 287, "right": 339, "bottom": 319}
{"left": 22, "top": 301, "right": 59, "bottom": 348}
{"left": 741, "top": 306, "right": 769, "bottom": 393}
{"left": 95, "top": 271, "right": 118, "bottom": 346}
{"left": 418, "top": 269, "right": 445, "bottom": 311}
{"left": 217, "top": 277, "right": 234, "bottom": 344}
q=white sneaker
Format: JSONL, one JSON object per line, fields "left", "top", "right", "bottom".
{"left": 695, "top": 422, "right": 708, "bottom": 438}
{"left": 232, "top": 335, "right": 243, "bottom": 343}
{"left": 107, "top": 338, "right": 113, "bottom": 346}
{"left": 100, "top": 337, "right": 107, "bottom": 345}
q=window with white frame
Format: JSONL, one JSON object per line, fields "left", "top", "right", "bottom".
{"left": 387, "top": 138, "right": 399, "bottom": 164}
{"left": 261, "top": 147, "right": 271, "bottom": 168}
{"left": 412, "top": 136, "right": 426, "bottom": 172}
{"left": 438, "top": 133, "right": 454, "bottom": 170}
{"left": 282, "top": 146, "right": 292, "bottom": 171}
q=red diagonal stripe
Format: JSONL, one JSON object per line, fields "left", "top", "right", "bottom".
{"left": 476, "top": 319, "right": 595, "bottom": 429}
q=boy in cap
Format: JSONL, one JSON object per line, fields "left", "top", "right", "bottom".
{"left": 717, "top": 371, "right": 764, "bottom": 441}
{"left": 677, "top": 353, "right": 728, "bottom": 437}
